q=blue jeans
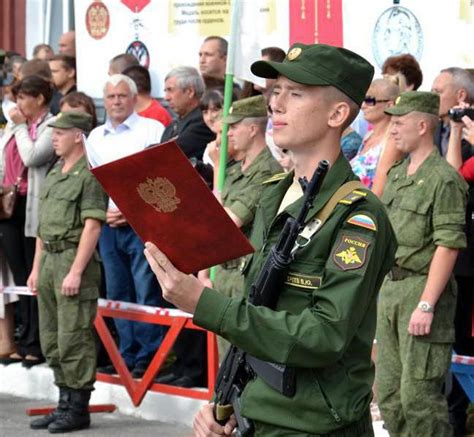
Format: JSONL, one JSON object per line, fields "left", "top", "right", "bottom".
{"left": 99, "top": 225, "right": 165, "bottom": 368}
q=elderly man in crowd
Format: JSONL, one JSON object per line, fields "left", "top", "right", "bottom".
{"left": 161, "top": 66, "right": 215, "bottom": 160}
{"left": 155, "top": 66, "right": 215, "bottom": 388}
{"left": 86, "top": 74, "right": 166, "bottom": 378}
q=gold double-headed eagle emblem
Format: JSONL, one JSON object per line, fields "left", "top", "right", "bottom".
{"left": 136, "top": 177, "right": 180, "bottom": 213}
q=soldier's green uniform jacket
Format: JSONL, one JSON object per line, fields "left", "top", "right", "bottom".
{"left": 381, "top": 149, "right": 467, "bottom": 274}
{"left": 37, "top": 156, "right": 107, "bottom": 390}
{"left": 194, "top": 155, "right": 397, "bottom": 435}
{"left": 376, "top": 148, "right": 467, "bottom": 436}
{"left": 216, "top": 147, "right": 282, "bottom": 281}
{"left": 215, "top": 148, "right": 281, "bottom": 359}
{"left": 220, "top": 147, "right": 282, "bottom": 239}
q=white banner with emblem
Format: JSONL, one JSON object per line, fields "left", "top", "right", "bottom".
{"left": 74, "top": 0, "right": 289, "bottom": 99}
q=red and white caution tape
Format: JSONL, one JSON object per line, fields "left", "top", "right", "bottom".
{"left": 1, "top": 286, "right": 37, "bottom": 296}
{"left": 98, "top": 298, "right": 192, "bottom": 318}
{"left": 452, "top": 354, "right": 474, "bottom": 365}
{"left": 1, "top": 287, "right": 191, "bottom": 318}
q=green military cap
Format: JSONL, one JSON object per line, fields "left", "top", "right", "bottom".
{"left": 384, "top": 91, "right": 440, "bottom": 116}
{"left": 250, "top": 43, "right": 374, "bottom": 107}
{"left": 222, "top": 95, "right": 268, "bottom": 125}
{"left": 48, "top": 111, "right": 93, "bottom": 132}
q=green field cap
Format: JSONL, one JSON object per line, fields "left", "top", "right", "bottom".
{"left": 385, "top": 91, "right": 440, "bottom": 116}
{"left": 251, "top": 43, "right": 374, "bottom": 106}
{"left": 222, "top": 95, "right": 268, "bottom": 125}
{"left": 48, "top": 111, "right": 93, "bottom": 132}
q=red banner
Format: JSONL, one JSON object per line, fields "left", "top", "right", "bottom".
{"left": 120, "top": 0, "right": 150, "bottom": 13}
{"left": 289, "top": 0, "right": 343, "bottom": 47}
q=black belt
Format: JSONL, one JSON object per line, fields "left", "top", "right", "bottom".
{"left": 43, "top": 240, "right": 77, "bottom": 253}
{"left": 387, "top": 265, "right": 419, "bottom": 281}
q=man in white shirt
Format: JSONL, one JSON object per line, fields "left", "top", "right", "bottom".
{"left": 87, "top": 74, "right": 165, "bottom": 377}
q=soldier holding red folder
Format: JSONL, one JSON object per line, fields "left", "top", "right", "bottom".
{"left": 145, "top": 43, "right": 397, "bottom": 436}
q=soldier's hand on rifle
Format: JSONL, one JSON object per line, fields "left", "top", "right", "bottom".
{"left": 144, "top": 242, "right": 204, "bottom": 314}
{"left": 193, "top": 403, "right": 236, "bottom": 436}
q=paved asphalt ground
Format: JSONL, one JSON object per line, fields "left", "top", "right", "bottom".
{"left": 0, "top": 394, "right": 193, "bottom": 437}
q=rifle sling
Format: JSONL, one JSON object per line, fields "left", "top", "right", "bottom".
{"left": 292, "top": 180, "right": 366, "bottom": 253}
{"left": 251, "top": 181, "right": 367, "bottom": 395}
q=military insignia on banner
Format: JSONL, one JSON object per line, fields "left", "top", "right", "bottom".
{"left": 126, "top": 40, "right": 150, "bottom": 68}
{"left": 333, "top": 235, "right": 370, "bottom": 271}
{"left": 346, "top": 214, "right": 377, "bottom": 232}
{"left": 121, "top": 0, "right": 151, "bottom": 68}
{"left": 137, "top": 177, "right": 180, "bottom": 213}
{"left": 86, "top": 1, "right": 110, "bottom": 40}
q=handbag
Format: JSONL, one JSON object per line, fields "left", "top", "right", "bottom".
{"left": 0, "top": 167, "right": 26, "bottom": 220}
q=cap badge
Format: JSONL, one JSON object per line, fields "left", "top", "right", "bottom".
{"left": 229, "top": 106, "right": 234, "bottom": 114}
{"left": 287, "top": 47, "right": 302, "bottom": 61}
{"left": 395, "top": 96, "right": 401, "bottom": 105}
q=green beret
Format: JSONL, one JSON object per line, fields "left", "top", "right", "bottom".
{"left": 251, "top": 43, "right": 374, "bottom": 107}
{"left": 222, "top": 95, "right": 268, "bottom": 125}
{"left": 48, "top": 111, "right": 93, "bottom": 132}
{"left": 385, "top": 91, "right": 440, "bottom": 116}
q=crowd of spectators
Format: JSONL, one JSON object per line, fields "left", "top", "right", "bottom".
{"left": 0, "top": 29, "right": 474, "bottom": 435}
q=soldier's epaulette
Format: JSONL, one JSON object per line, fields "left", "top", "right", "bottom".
{"left": 262, "top": 172, "right": 287, "bottom": 184}
{"left": 338, "top": 189, "right": 368, "bottom": 205}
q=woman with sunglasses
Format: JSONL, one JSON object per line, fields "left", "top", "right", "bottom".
{"left": 350, "top": 77, "right": 401, "bottom": 195}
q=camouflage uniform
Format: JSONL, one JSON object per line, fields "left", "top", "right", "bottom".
{"left": 214, "top": 150, "right": 281, "bottom": 358}
{"left": 376, "top": 149, "right": 467, "bottom": 437}
{"left": 192, "top": 42, "right": 394, "bottom": 436}
{"left": 215, "top": 150, "right": 282, "bottom": 299}
{"left": 37, "top": 156, "right": 107, "bottom": 390}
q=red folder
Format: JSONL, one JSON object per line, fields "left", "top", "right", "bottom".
{"left": 90, "top": 140, "right": 254, "bottom": 273}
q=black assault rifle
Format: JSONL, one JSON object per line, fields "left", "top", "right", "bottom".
{"left": 213, "top": 160, "right": 330, "bottom": 436}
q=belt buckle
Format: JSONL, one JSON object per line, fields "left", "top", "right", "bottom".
{"left": 43, "top": 241, "right": 51, "bottom": 251}
{"left": 387, "top": 270, "right": 394, "bottom": 280}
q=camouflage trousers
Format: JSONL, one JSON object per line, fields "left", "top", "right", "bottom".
{"left": 376, "top": 275, "right": 456, "bottom": 437}
{"left": 37, "top": 248, "right": 100, "bottom": 390}
{"left": 213, "top": 263, "right": 244, "bottom": 362}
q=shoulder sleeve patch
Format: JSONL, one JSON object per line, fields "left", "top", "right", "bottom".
{"left": 262, "top": 172, "right": 288, "bottom": 185}
{"left": 346, "top": 213, "right": 377, "bottom": 232}
{"left": 338, "top": 189, "right": 368, "bottom": 205}
{"left": 332, "top": 234, "right": 371, "bottom": 271}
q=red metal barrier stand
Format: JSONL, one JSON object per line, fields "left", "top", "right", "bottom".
{"left": 27, "top": 405, "right": 116, "bottom": 416}
{"left": 95, "top": 299, "right": 218, "bottom": 405}
{"left": 2, "top": 288, "right": 219, "bottom": 409}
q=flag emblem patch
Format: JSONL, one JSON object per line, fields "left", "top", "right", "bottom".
{"left": 346, "top": 214, "right": 377, "bottom": 231}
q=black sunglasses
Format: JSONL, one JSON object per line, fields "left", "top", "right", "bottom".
{"left": 363, "top": 96, "right": 392, "bottom": 106}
